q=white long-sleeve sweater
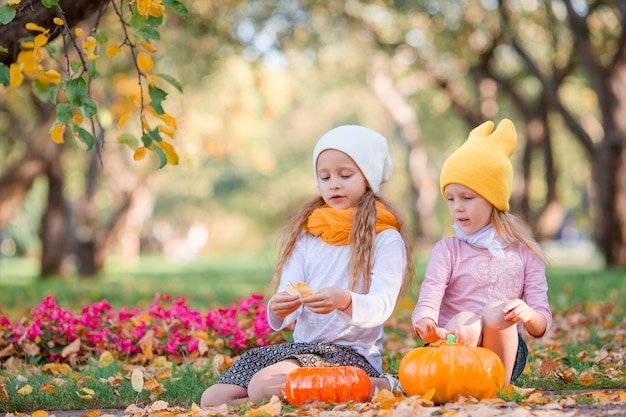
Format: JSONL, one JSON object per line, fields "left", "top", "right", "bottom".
{"left": 267, "top": 229, "right": 407, "bottom": 373}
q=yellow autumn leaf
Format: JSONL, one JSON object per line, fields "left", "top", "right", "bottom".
{"left": 34, "top": 34, "right": 48, "bottom": 47}
{"left": 75, "top": 28, "right": 84, "bottom": 38}
{"left": 8, "top": 0, "right": 21, "bottom": 5}
{"left": 243, "top": 395, "right": 282, "bottom": 417}
{"left": 9, "top": 63, "right": 24, "bottom": 88}
{"left": 31, "top": 411, "right": 49, "bottom": 417}
{"left": 152, "top": 356, "right": 170, "bottom": 367}
{"left": 25, "top": 22, "right": 47, "bottom": 33}
{"left": 133, "top": 314, "right": 152, "bottom": 325}
{"left": 137, "top": 0, "right": 150, "bottom": 17}
{"left": 131, "top": 369, "right": 144, "bottom": 393}
{"left": 99, "top": 351, "right": 114, "bottom": 366}
{"left": 137, "top": 52, "right": 153, "bottom": 74}
{"left": 42, "top": 363, "right": 71, "bottom": 375}
{"left": 140, "top": 40, "right": 156, "bottom": 53}
{"left": 144, "top": 379, "right": 166, "bottom": 401}
{"left": 417, "top": 388, "right": 435, "bottom": 401}
{"left": 148, "top": 2, "right": 164, "bottom": 18}
{"left": 82, "top": 36, "right": 99, "bottom": 61}
{"left": 106, "top": 44, "right": 123, "bottom": 58}
{"left": 118, "top": 112, "right": 133, "bottom": 129}
{"left": 372, "top": 389, "right": 401, "bottom": 409}
{"left": 42, "top": 69, "right": 61, "bottom": 84}
{"left": 157, "top": 124, "right": 175, "bottom": 139}
{"left": 50, "top": 123, "right": 65, "bottom": 143}
{"left": 155, "top": 113, "right": 177, "bottom": 129}
{"left": 76, "top": 387, "right": 95, "bottom": 400}
{"left": 578, "top": 371, "right": 597, "bottom": 385}
{"left": 17, "top": 50, "right": 37, "bottom": 76}
{"left": 17, "top": 385, "right": 33, "bottom": 395}
{"left": 53, "top": 17, "right": 64, "bottom": 25}
{"left": 157, "top": 141, "right": 179, "bottom": 165}
{"left": 72, "top": 112, "right": 83, "bottom": 125}
{"left": 139, "top": 331, "right": 154, "bottom": 361}
{"left": 134, "top": 147, "right": 147, "bottom": 160}
{"left": 39, "top": 383, "right": 56, "bottom": 394}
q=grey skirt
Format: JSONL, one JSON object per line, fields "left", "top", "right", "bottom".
{"left": 215, "top": 342, "right": 380, "bottom": 387}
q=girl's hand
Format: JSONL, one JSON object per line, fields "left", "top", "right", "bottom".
{"left": 415, "top": 318, "right": 447, "bottom": 343}
{"left": 503, "top": 299, "right": 535, "bottom": 324}
{"left": 270, "top": 292, "right": 301, "bottom": 320}
{"left": 300, "top": 287, "right": 349, "bottom": 314}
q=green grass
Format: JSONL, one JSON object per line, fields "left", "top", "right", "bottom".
{"left": 1, "top": 251, "right": 624, "bottom": 319}
{"left": 0, "top": 252, "right": 277, "bottom": 321}
{"left": 0, "top": 360, "right": 215, "bottom": 411}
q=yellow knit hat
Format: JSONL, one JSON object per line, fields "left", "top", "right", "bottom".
{"left": 440, "top": 119, "right": 517, "bottom": 211}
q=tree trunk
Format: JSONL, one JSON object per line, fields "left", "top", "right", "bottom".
{"left": 39, "top": 144, "right": 71, "bottom": 277}
{"left": 592, "top": 138, "right": 626, "bottom": 265}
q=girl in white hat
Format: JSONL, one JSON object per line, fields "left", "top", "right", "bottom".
{"left": 201, "top": 125, "right": 413, "bottom": 407}
{"left": 411, "top": 119, "right": 552, "bottom": 386}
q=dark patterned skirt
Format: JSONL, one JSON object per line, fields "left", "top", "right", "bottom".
{"left": 511, "top": 333, "right": 528, "bottom": 382}
{"left": 216, "top": 342, "right": 380, "bottom": 387}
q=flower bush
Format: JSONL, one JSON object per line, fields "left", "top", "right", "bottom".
{"left": 0, "top": 293, "right": 287, "bottom": 365}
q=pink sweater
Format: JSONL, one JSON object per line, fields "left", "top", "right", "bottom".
{"left": 411, "top": 237, "right": 552, "bottom": 337}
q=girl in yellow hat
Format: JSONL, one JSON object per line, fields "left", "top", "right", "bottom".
{"left": 411, "top": 119, "right": 552, "bottom": 386}
{"left": 201, "top": 125, "right": 413, "bottom": 407}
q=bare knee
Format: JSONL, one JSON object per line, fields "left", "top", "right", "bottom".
{"left": 247, "top": 360, "right": 299, "bottom": 403}
{"left": 482, "top": 301, "right": 515, "bottom": 330}
{"left": 200, "top": 383, "right": 247, "bottom": 408}
{"left": 446, "top": 311, "right": 482, "bottom": 346}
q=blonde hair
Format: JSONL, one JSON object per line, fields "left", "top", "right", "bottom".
{"left": 271, "top": 189, "right": 414, "bottom": 299}
{"left": 491, "top": 210, "right": 548, "bottom": 266}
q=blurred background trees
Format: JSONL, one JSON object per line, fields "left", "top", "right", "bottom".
{"left": 0, "top": 0, "right": 624, "bottom": 277}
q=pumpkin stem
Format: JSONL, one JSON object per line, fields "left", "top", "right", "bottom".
{"left": 446, "top": 334, "right": 457, "bottom": 344}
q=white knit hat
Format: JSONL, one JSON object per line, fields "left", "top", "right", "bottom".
{"left": 312, "top": 125, "right": 393, "bottom": 194}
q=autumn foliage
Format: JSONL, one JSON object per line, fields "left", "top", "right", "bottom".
{"left": 0, "top": 0, "right": 188, "bottom": 168}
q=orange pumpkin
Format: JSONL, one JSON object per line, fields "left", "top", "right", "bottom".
{"left": 398, "top": 334, "right": 505, "bottom": 404}
{"left": 284, "top": 365, "right": 371, "bottom": 405}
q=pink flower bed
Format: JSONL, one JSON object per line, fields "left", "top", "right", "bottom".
{"left": 0, "top": 293, "right": 284, "bottom": 365}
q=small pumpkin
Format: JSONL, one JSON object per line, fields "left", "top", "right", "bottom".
{"left": 284, "top": 365, "right": 371, "bottom": 405}
{"left": 398, "top": 334, "right": 505, "bottom": 404}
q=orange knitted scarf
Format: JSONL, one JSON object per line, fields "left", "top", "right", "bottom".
{"left": 304, "top": 201, "right": 399, "bottom": 245}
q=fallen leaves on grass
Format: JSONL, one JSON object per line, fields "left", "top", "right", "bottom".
{"left": 6, "top": 388, "right": 626, "bottom": 417}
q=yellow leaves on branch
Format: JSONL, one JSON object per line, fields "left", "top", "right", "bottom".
{"left": 7, "top": 22, "right": 60, "bottom": 89}
{"left": 50, "top": 124, "right": 65, "bottom": 144}
{"left": 134, "top": 147, "right": 148, "bottom": 161}
{"left": 140, "top": 41, "right": 157, "bottom": 53}
{"left": 137, "top": 51, "right": 153, "bottom": 74}
{"left": 156, "top": 141, "right": 179, "bottom": 165}
{"left": 25, "top": 22, "right": 48, "bottom": 33}
{"left": 134, "top": 0, "right": 165, "bottom": 18}
{"left": 9, "top": 64, "right": 24, "bottom": 88}
{"left": 82, "top": 36, "right": 99, "bottom": 61}
{"left": 106, "top": 44, "right": 123, "bottom": 58}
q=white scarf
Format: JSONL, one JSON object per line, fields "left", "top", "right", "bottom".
{"left": 453, "top": 223, "right": 506, "bottom": 258}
